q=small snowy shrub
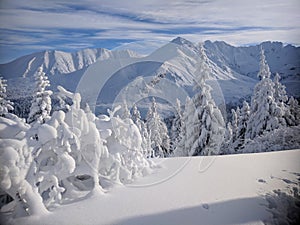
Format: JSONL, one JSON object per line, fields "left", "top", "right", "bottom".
{"left": 28, "top": 86, "right": 108, "bottom": 208}
{"left": 0, "top": 116, "right": 47, "bottom": 217}
{"left": 96, "top": 106, "right": 154, "bottom": 184}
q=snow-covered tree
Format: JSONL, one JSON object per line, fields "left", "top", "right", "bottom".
{"left": 224, "top": 122, "right": 233, "bottom": 146}
{"left": 131, "top": 104, "right": 153, "bottom": 158}
{"left": 27, "top": 87, "right": 108, "bottom": 208}
{"left": 235, "top": 101, "right": 250, "bottom": 148}
{"left": 173, "top": 97, "right": 191, "bottom": 157}
{"left": 27, "top": 67, "right": 52, "bottom": 124}
{"left": 257, "top": 47, "right": 271, "bottom": 80}
{"left": 121, "top": 101, "right": 131, "bottom": 119}
{"left": 170, "top": 99, "right": 183, "bottom": 152}
{"left": 186, "top": 44, "right": 225, "bottom": 156}
{"left": 273, "top": 73, "right": 288, "bottom": 104}
{"left": 230, "top": 108, "right": 239, "bottom": 145}
{"left": 97, "top": 105, "right": 153, "bottom": 183}
{"left": 1, "top": 86, "right": 155, "bottom": 215}
{"left": 287, "top": 96, "right": 300, "bottom": 126}
{"left": 131, "top": 104, "right": 142, "bottom": 126}
{"left": 246, "top": 48, "right": 285, "bottom": 140}
{"left": 272, "top": 73, "right": 299, "bottom": 126}
{"left": 0, "top": 77, "right": 14, "bottom": 117}
{"left": 0, "top": 115, "right": 47, "bottom": 217}
{"left": 146, "top": 97, "right": 170, "bottom": 157}
{"left": 224, "top": 101, "right": 250, "bottom": 154}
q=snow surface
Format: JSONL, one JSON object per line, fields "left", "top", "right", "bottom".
{"left": 2, "top": 149, "right": 300, "bottom": 225}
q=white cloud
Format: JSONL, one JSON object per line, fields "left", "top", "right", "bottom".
{"left": 112, "top": 40, "right": 168, "bottom": 55}
{"left": 0, "top": 0, "right": 299, "bottom": 62}
{"left": 1, "top": 0, "right": 299, "bottom": 32}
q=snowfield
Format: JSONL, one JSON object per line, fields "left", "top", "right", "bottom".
{"left": 3, "top": 149, "right": 300, "bottom": 225}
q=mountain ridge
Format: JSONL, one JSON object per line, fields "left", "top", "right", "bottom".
{"left": 0, "top": 48, "right": 142, "bottom": 78}
{"left": 1, "top": 37, "right": 299, "bottom": 115}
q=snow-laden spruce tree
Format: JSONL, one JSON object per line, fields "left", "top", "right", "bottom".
{"left": 131, "top": 104, "right": 142, "bottom": 126}
{"left": 170, "top": 99, "right": 183, "bottom": 153}
{"left": 27, "top": 67, "right": 52, "bottom": 124}
{"left": 121, "top": 100, "right": 131, "bottom": 119}
{"left": 0, "top": 77, "right": 14, "bottom": 117}
{"left": 230, "top": 108, "right": 239, "bottom": 145}
{"left": 173, "top": 97, "right": 191, "bottom": 156}
{"left": 223, "top": 122, "right": 233, "bottom": 152}
{"left": 146, "top": 97, "right": 170, "bottom": 157}
{"left": 273, "top": 73, "right": 299, "bottom": 126}
{"left": 131, "top": 104, "right": 153, "bottom": 158}
{"left": 246, "top": 48, "right": 285, "bottom": 140}
{"left": 287, "top": 96, "right": 300, "bottom": 126}
{"left": 187, "top": 44, "right": 225, "bottom": 156}
{"left": 235, "top": 101, "right": 250, "bottom": 149}
{"left": 273, "top": 73, "right": 288, "bottom": 104}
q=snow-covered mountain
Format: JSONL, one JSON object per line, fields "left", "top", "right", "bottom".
{"left": 1, "top": 37, "right": 299, "bottom": 115}
{"left": 0, "top": 48, "right": 141, "bottom": 78}
{"left": 204, "top": 40, "right": 300, "bottom": 95}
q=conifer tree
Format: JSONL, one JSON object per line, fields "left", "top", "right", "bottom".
{"left": 131, "top": 104, "right": 153, "bottom": 157}
{"left": 173, "top": 97, "right": 190, "bottom": 156}
{"left": 273, "top": 73, "right": 288, "bottom": 104}
{"left": 0, "top": 77, "right": 14, "bottom": 116}
{"left": 121, "top": 101, "right": 131, "bottom": 119}
{"left": 287, "top": 96, "right": 300, "bottom": 126}
{"left": 246, "top": 48, "right": 284, "bottom": 140}
{"left": 225, "top": 122, "right": 233, "bottom": 144}
{"left": 170, "top": 99, "right": 183, "bottom": 152}
{"left": 146, "top": 97, "right": 170, "bottom": 157}
{"left": 273, "top": 73, "right": 297, "bottom": 126}
{"left": 28, "top": 67, "right": 52, "bottom": 124}
{"left": 235, "top": 101, "right": 250, "bottom": 148}
{"left": 187, "top": 44, "right": 225, "bottom": 156}
{"left": 131, "top": 104, "right": 142, "bottom": 128}
{"left": 230, "top": 108, "right": 239, "bottom": 145}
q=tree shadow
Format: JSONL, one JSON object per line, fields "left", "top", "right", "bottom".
{"left": 264, "top": 188, "right": 300, "bottom": 225}
{"left": 115, "top": 196, "right": 270, "bottom": 225}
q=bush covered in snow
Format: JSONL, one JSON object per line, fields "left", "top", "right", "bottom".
{"left": 0, "top": 86, "right": 154, "bottom": 217}
{"left": 241, "top": 125, "right": 300, "bottom": 153}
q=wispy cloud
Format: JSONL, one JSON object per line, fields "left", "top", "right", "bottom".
{"left": 0, "top": 0, "right": 299, "bottom": 63}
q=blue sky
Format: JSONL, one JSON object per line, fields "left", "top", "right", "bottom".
{"left": 0, "top": 0, "right": 299, "bottom": 63}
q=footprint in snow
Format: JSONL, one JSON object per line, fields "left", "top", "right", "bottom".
{"left": 281, "top": 178, "right": 297, "bottom": 185}
{"left": 258, "top": 178, "right": 267, "bottom": 183}
{"left": 202, "top": 203, "right": 209, "bottom": 210}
